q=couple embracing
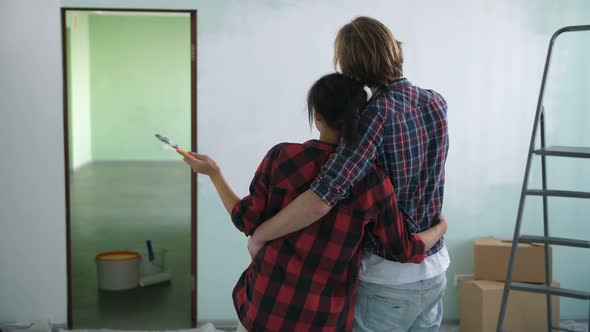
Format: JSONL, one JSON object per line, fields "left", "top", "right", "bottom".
{"left": 183, "top": 16, "right": 450, "bottom": 332}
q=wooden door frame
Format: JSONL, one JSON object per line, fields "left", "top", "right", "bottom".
{"left": 60, "top": 7, "right": 198, "bottom": 328}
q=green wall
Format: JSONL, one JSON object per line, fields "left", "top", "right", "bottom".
{"left": 89, "top": 14, "right": 191, "bottom": 161}
{"left": 67, "top": 11, "right": 93, "bottom": 170}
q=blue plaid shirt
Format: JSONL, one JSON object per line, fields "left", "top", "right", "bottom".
{"left": 310, "top": 78, "right": 449, "bottom": 256}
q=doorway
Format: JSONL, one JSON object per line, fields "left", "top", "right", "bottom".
{"left": 61, "top": 8, "right": 197, "bottom": 329}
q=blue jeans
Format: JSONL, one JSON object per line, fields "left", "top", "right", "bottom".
{"left": 354, "top": 273, "right": 447, "bottom": 332}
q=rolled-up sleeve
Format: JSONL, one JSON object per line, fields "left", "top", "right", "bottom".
{"left": 310, "top": 103, "right": 386, "bottom": 207}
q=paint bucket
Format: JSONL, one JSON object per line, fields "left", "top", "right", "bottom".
{"left": 95, "top": 251, "right": 141, "bottom": 291}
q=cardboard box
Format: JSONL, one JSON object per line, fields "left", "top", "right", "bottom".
{"left": 460, "top": 278, "right": 560, "bottom": 332}
{"left": 474, "top": 237, "right": 551, "bottom": 283}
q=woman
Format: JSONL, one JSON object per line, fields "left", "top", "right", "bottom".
{"left": 182, "top": 73, "right": 447, "bottom": 331}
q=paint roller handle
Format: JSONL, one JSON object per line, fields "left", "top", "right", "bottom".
{"left": 146, "top": 240, "right": 155, "bottom": 262}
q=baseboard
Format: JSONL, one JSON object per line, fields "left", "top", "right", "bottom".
{"left": 71, "top": 159, "right": 92, "bottom": 172}
{"left": 69, "top": 160, "right": 185, "bottom": 173}
{"left": 197, "top": 320, "right": 238, "bottom": 331}
{"left": 199, "top": 319, "right": 466, "bottom": 330}
{"left": 52, "top": 322, "right": 67, "bottom": 332}
{"left": 92, "top": 160, "right": 185, "bottom": 163}
{"left": 441, "top": 318, "right": 459, "bottom": 325}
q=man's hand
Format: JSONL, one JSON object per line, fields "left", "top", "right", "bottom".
{"left": 247, "top": 236, "right": 265, "bottom": 259}
{"left": 180, "top": 151, "right": 220, "bottom": 176}
{"left": 416, "top": 213, "right": 449, "bottom": 252}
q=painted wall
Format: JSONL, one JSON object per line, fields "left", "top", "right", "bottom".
{"left": 67, "top": 11, "right": 93, "bottom": 170}
{"left": 0, "top": 0, "right": 66, "bottom": 324}
{"left": 2, "top": 0, "right": 589, "bottom": 325}
{"left": 89, "top": 14, "right": 191, "bottom": 161}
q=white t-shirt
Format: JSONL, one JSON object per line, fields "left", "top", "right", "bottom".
{"left": 359, "top": 244, "right": 450, "bottom": 285}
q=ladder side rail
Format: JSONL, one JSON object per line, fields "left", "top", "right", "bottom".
{"left": 539, "top": 108, "right": 553, "bottom": 332}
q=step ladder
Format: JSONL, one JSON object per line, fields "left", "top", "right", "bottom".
{"left": 497, "top": 25, "right": 590, "bottom": 332}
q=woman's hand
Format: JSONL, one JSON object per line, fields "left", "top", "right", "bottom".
{"left": 181, "top": 151, "right": 239, "bottom": 215}
{"left": 181, "top": 151, "right": 220, "bottom": 176}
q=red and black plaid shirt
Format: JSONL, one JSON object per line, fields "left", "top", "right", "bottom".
{"left": 230, "top": 140, "right": 426, "bottom": 332}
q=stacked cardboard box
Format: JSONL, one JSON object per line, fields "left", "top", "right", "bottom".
{"left": 460, "top": 237, "right": 559, "bottom": 332}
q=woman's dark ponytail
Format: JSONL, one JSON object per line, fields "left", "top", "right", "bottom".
{"left": 307, "top": 73, "right": 367, "bottom": 147}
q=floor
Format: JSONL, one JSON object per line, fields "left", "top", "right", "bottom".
{"left": 200, "top": 321, "right": 586, "bottom": 332}
{"left": 70, "top": 162, "right": 192, "bottom": 329}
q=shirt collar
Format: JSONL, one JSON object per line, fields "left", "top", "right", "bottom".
{"left": 306, "top": 139, "right": 338, "bottom": 151}
{"left": 370, "top": 77, "right": 410, "bottom": 101}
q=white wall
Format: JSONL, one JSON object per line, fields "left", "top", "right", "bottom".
{"left": 1, "top": 0, "right": 588, "bottom": 325}
{"left": 0, "top": 0, "right": 66, "bottom": 324}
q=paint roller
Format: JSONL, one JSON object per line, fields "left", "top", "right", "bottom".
{"left": 139, "top": 240, "right": 172, "bottom": 287}
{"left": 139, "top": 272, "right": 172, "bottom": 287}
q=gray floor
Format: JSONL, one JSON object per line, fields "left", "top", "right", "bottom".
{"left": 70, "top": 161, "right": 192, "bottom": 329}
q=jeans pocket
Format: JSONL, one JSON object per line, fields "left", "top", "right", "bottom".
{"left": 415, "top": 299, "right": 442, "bottom": 328}
{"left": 415, "top": 284, "right": 446, "bottom": 328}
{"left": 365, "top": 295, "right": 411, "bottom": 332}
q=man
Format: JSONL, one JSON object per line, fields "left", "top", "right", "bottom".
{"left": 250, "top": 16, "right": 449, "bottom": 331}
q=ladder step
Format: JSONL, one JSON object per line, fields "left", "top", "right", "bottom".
{"left": 519, "top": 235, "right": 590, "bottom": 248}
{"left": 509, "top": 282, "right": 590, "bottom": 300}
{"left": 534, "top": 146, "right": 590, "bottom": 158}
{"left": 526, "top": 189, "right": 590, "bottom": 199}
